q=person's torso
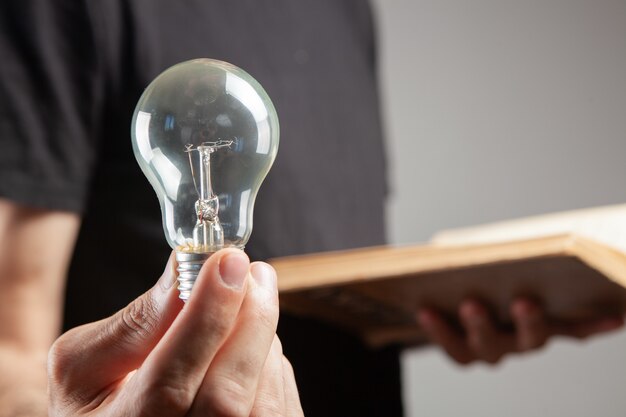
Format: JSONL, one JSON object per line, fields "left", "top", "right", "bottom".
{"left": 64, "top": 3, "right": 401, "bottom": 416}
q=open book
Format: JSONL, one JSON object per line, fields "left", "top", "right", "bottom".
{"left": 270, "top": 204, "right": 626, "bottom": 348}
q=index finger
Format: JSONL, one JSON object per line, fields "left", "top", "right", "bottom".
{"left": 123, "top": 249, "right": 250, "bottom": 415}
{"left": 188, "top": 262, "right": 279, "bottom": 417}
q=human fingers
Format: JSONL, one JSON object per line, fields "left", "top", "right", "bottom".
{"left": 281, "top": 354, "right": 305, "bottom": 416}
{"left": 555, "top": 315, "right": 624, "bottom": 339}
{"left": 188, "top": 262, "right": 279, "bottom": 417}
{"left": 459, "top": 300, "right": 513, "bottom": 364}
{"left": 125, "top": 248, "right": 250, "bottom": 416}
{"left": 249, "top": 336, "right": 304, "bottom": 417}
{"left": 417, "top": 308, "right": 473, "bottom": 365}
{"left": 511, "top": 298, "right": 549, "bottom": 351}
{"left": 47, "top": 253, "right": 182, "bottom": 412}
{"left": 248, "top": 336, "right": 287, "bottom": 417}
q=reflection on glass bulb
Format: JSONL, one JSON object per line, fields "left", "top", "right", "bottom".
{"left": 131, "top": 59, "right": 279, "bottom": 300}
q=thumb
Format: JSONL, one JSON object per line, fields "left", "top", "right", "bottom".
{"left": 48, "top": 252, "right": 183, "bottom": 404}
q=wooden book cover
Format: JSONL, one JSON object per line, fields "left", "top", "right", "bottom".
{"left": 270, "top": 204, "right": 626, "bottom": 348}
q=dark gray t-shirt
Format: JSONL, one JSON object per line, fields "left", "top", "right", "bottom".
{"left": 0, "top": 1, "right": 402, "bottom": 415}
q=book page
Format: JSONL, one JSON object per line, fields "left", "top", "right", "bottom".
{"left": 432, "top": 204, "right": 626, "bottom": 254}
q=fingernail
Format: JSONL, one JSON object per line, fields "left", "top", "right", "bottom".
{"left": 219, "top": 252, "right": 249, "bottom": 290}
{"left": 250, "top": 262, "right": 277, "bottom": 290}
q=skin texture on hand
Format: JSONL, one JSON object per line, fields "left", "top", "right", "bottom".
{"left": 47, "top": 249, "right": 304, "bottom": 417}
{"left": 417, "top": 298, "right": 624, "bottom": 365}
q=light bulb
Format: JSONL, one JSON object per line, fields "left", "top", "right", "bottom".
{"left": 131, "top": 59, "right": 279, "bottom": 300}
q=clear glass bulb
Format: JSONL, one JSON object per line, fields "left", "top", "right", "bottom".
{"left": 131, "top": 59, "right": 279, "bottom": 300}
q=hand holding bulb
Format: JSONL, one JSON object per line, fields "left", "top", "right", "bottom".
{"left": 131, "top": 59, "right": 279, "bottom": 300}
{"left": 48, "top": 249, "right": 303, "bottom": 416}
{"left": 48, "top": 60, "right": 302, "bottom": 416}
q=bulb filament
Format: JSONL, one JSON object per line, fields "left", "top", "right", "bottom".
{"left": 185, "top": 140, "right": 233, "bottom": 251}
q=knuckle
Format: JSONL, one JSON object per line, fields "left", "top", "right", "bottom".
{"left": 200, "top": 378, "right": 251, "bottom": 417}
{"left": 47, "top": 329, "right": 94, "bottom": 410}
{"left": 47, "top": 336, "right": 72, "bottom": 384}
{"left": 118, "top": 293, "right": 161, "bottom": 339}
{"left": 251, "top": 400, "right": 284, "bottom": 417}
{"left": 140, "top": 381, "right": 195, "bottom": 416}
{"left": 47, "top": 328, "right": 84, "bottom": 386}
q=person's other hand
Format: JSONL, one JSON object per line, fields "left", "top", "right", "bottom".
{"left": 47, "top": 248, "right": 304, "bottom": 417}
{"left": 417, "top": 298, "right": 624, "bottom": 365}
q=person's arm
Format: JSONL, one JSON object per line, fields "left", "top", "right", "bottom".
{"left": 0, "top": 200, "right": 303, "bottom": 416}
{"left": 0, "top": 199, "right": 80, "bottom": 416}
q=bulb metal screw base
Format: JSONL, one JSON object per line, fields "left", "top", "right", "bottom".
{"left": 176, "top": 251, "right": 214, "bottom": 301}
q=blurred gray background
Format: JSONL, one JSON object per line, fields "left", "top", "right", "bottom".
{"left": 371, "top": 0, "right": 626, "bottom": 416}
